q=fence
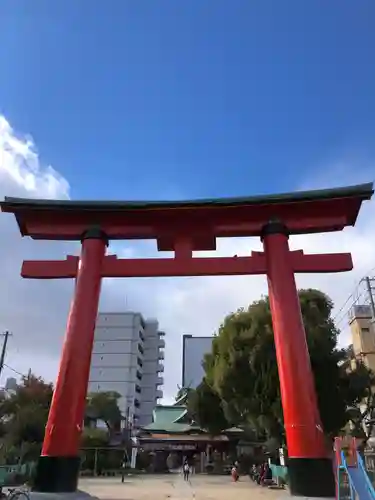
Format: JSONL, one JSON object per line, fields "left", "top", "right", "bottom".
{"left": 80, "top": 448, "right": 128, "bottom": 476}
{"left": 365, "top": 450, "right": 375, "bottom": 486}
{"left": 0, "top": 462, "right": 36, "bottom": 486}
{"left": 269, "top": 464, "right": 288, "bottom": 485}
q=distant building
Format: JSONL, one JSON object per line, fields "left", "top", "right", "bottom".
{"left": 348, "top": 305, "right": 375, "bottom": 371}
{"left": 343, "top": 305, "right": 375, "bottom": 445}
{"left": 182, "top": 335, "right": 213, "bottom": 388}
{"left": 136, "top": 395, "right": 245, "bottom": 472}
{"left": 88, "top": 312, "right": 165, "bottom": 428}
{"left": 5, "top": 377, "right": 17, "bottom": 392}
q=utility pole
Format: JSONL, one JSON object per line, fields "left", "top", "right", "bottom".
{"left": 0, "top": 331, "right": 12, "bottom": 378}
{"left": 364, "top": 277, "right": 375, "bottom": 320}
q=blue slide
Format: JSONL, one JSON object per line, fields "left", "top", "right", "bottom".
{"left": 339, "top": 451, "right": 375, "bottom": 500}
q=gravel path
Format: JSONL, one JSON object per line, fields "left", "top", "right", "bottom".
{"left": 79, "top": 474, "right": 289, "bottom": 500}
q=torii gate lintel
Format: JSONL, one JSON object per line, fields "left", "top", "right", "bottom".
{"left": 21, "top": 250, "right": 353, "bottom": 279}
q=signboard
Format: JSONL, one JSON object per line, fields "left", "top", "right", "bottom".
{"left": 141, "top": 443, "right": 197, "bottom": 451}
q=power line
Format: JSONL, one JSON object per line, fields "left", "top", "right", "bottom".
{"left": 334, "top": 290, "right": 367, "bottom": 328}
{"left": 364, "top": 276, "right": 375, "bottom": 319}
{"left": 332, "top": 265, "right": 375, "bottom": 331}
{"left": 3, "top": 363, "right": 26, "bottom": 378}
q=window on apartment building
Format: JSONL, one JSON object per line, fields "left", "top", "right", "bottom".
{"left": 362, "top": 328, "right": 370, "bottom": 333}
{"left": 134, "top": 399, "right": 140, "bottom": 408}
{"left": 138, "top": 344, "right": 144, "bottom": 355}
{"left": 136, "top": 370, "right": 142, "bottom": 380}
{"left": 135, "top": 385, "right": 141, "bottom": 393}
{"left": 139, "top": 330, "right": 145, "bottom": 342}
{"left": 137, "top": 357, "right": 143, "bottom": 367}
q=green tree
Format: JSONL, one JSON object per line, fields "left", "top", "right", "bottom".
{"left": 204, "top": 289, "right": 372, "bottom": 444}
{"left": 0, "top": 374, "right": 53, "bottom": 462}
{"left": 81, "top": 428, "right": 109, "bottom": 448}
{"left": 0, "top": 375, "right": 124, "bottom": 464}
{"left": 85, "top": 391, "right": 123, "bottom": 432}
{"left": 175, "top": 386, "right": 194, "bottom": 404}
{"left": 341, "top": 360, "right": 375, "bottom": 449}
{"left": 187, "top": 379, "right": 229, "bottom": 434}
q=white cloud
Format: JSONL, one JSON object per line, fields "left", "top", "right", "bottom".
{"left": 0, "top": 115, "right": 374, "bottom": 405}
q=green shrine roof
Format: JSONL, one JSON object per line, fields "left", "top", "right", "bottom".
{"left": 141, "top": 404, "right": 202, "bottom": 434}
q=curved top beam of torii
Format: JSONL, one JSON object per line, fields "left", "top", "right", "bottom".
{"left": 0, "top": 183, "right": 373, "bottom": 246}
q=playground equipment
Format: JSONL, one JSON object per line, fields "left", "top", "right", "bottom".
{"left": 335, "top": 437, "right": 375, "bottom": 500}
{"left": 1, "top": 183, "right": 373, "bottom": 496}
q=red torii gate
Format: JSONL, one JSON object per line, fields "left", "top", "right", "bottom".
{"left": 1, "top": 183, "right": 373, "bottom": 497}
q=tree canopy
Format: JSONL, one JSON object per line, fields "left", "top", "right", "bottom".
{"left": 85, "top": 391, "right": 123, "bottom": 432}
{"left": 187, "top": 379, "right": 229, "bottom": 434}
{"left": 0, "top": 376, "right": 123, "bottom": 463}
{"left": 0, "top": 374, "right": 53, "bottom": 463}
{"left": 199, "top": 288, "right": 374, "bottom": 444}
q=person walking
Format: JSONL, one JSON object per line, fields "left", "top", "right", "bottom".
{"left": 121, "top": 458, "right": 126, "bottom": 483}
{"left": 183, "top": 461, "right": 190, "bottom": 481}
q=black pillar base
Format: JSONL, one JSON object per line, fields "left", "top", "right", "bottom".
{"left": 287, "top": 458, "right": 335, "bottom": 497}
{"left": 33, "top": 456, "right": 81, "bottom": 493}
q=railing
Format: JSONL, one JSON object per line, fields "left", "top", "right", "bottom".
{"left": 269, "top": 464, "right": 288, "bottom": 483}
{"left": 358, "top": 452, "right": 375, "bottom": 497}
{"left": 0, "top": 462, "right": 36, "bottom": 486}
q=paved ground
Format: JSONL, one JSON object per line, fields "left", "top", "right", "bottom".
{"left": 79, "top": 474, "right": 288, "bottom": 500}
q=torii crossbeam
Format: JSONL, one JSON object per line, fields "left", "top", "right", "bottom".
{"left": 22, "top": 249, "right": 353, "bottom": 278}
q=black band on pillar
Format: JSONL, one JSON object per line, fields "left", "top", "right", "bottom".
{"left": 287, "top": 457, "right": 336, "bottom": 497}
{"left": 33, "top": 455, "right": 80, "bottom": 492}
{"left": 260, "top": 220, "right": 289, "bottom": 241}
{"left": 81, "top": 226, "right": 109, "bottom": 246}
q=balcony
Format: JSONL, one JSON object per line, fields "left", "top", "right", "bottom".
{"left": 157, "top": 363, "right": 164, "bottom": 372}
{"left": 157, "top": 376, "right": 164, "bottom": 385}
{"left": 158, "top": 338, "right": 165, "bottom": 348}
{"left": 158, "top": 350, "right": 165, "bottom": 360}
{"left": 156, "top": 389, "right": 163, "bottom": 399}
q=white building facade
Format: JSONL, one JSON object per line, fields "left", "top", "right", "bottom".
{"left": 88, "top": 312, "right": 165, "bottom": 427}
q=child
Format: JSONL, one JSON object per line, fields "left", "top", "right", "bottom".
{"left": 231, "top": 465, "right": 239, "bottom": 482}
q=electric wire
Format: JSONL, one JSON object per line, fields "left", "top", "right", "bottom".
{"left": 3, "top": 363, "right": 26, "bottom": 378}
{"left": 332, "top": 265, "right": 375, "bottom": 337}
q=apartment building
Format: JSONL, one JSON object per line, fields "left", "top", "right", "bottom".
{"left": 348, "top": 304, "right": 375, "bottom": 371}
{"left": 88, "top": 312, "right": 165, "bottom": 427}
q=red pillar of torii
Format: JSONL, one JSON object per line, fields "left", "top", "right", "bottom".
{"left": 1, "top": 183, "right": 373, "bottom": 497}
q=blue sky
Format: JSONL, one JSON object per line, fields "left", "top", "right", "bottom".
{"left": 1, "top": 0, "right": 375, "bottom": 201}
